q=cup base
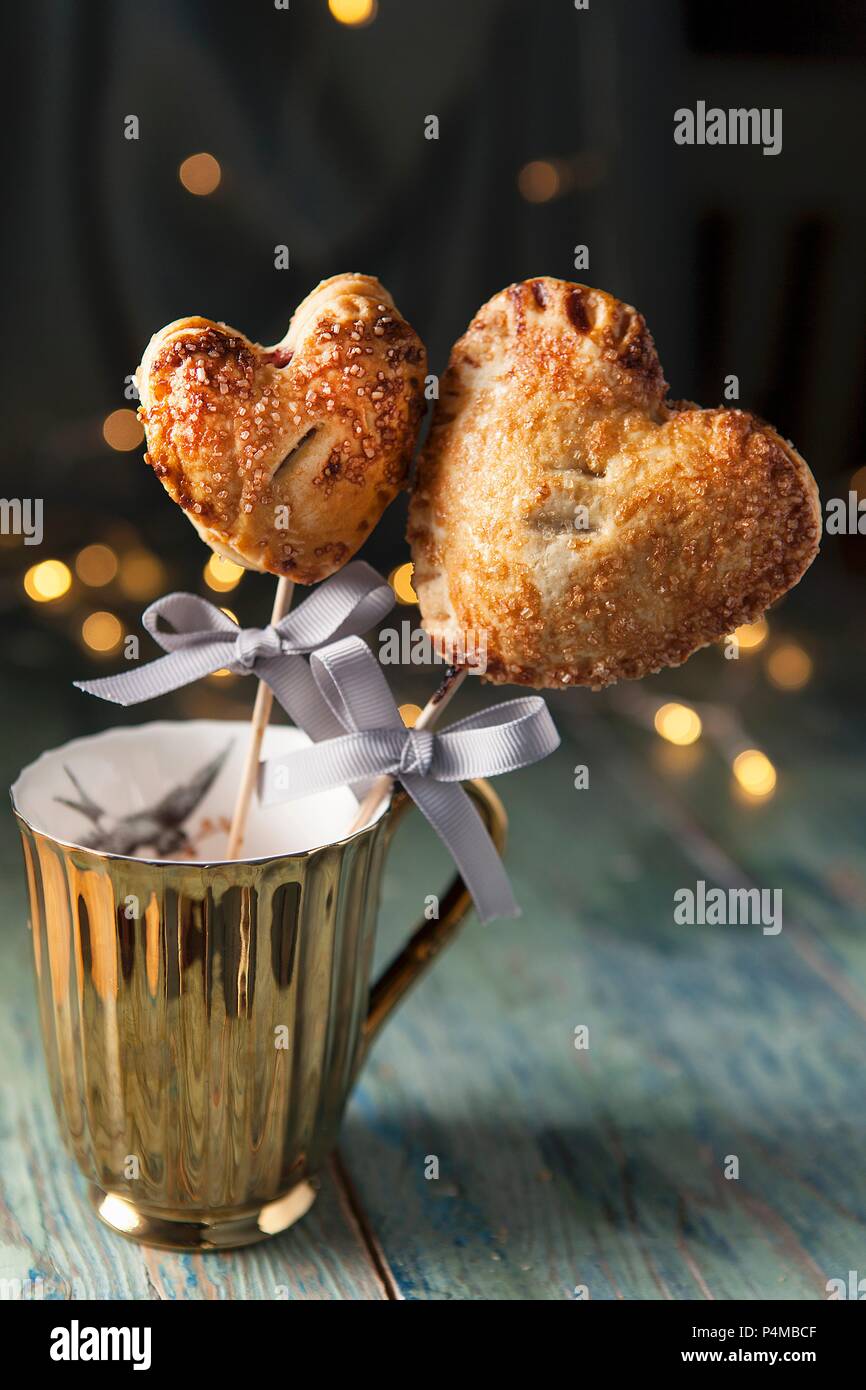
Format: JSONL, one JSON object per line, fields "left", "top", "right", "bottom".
{"left": 88, "top": 1180, "right": 318, "bottom": 1251}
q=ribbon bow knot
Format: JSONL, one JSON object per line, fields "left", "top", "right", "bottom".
{"left": 259, "top": 636, "right": 560, "bottom": 922}
{"left": 398, "top": 728, "right": 435, "bottom": 778}
{"left": 75, "top": 562, "right": 395, "bottom": 743}
{"left": 232, "top": 625, "right": 284, "bottom": 670}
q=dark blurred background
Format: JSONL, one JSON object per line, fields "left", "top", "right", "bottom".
{"left": 2, "top": 0, "right": 864, "bottom": 776}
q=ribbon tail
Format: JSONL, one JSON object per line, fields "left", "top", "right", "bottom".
{"left": 259, "top": 656, "right": 347, "bottom": 743}
{"left": 74, "top": 645, "right": 225, "bottom": 705}
{"left": 401, "top": 775, "right": 520, "bottom": 924}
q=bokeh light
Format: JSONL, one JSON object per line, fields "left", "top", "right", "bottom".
{"left": 732, "top": 749, "right": 777, "bottom": 799}
{"left": 204, "top": 554, "right": 244, "bottom": 592}
{"left": 518, "top": 159, "right": 560, "bottom": 203}
{"left": 766, "top": 642, "right": 813, "bottom": 691}
{"left": 179, "top": 152, "right": 221, "bottom": 195}
{"left": 220, "top": 607, "right": 239, "bottom": 624}
{"left": 75, "top": 543, "right": 118, "bottom": 587}
{"left": 389, "top": 562, "right": 418, "bottom": 605}
{"left": 82, "top": 610, "right": 123, "bottom": 654}
{"left": 23, "top": 559, "right": 72, "bottom": 603}
{"left": 103, "top": 409, "right": 144, "bottom": 451}
{"left": 654, "top": 702, "right": 702, "bottom": 746}
{"left": 329, "top": 0, "right": 377, "bottom": 26}
{"left": 399, "top": 703, "right": 423, "bottom": 728}
{"left": 732, "top": 617, "right": 769, "bottom": 652}
{"left": 118, "top": 549, "right": 167, "bottom": 601}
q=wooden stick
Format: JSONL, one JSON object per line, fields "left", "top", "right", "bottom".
{"left": 347, "top": 665, "right": 469, "bottom": 834}
{"left": 225, "top": 575, "right": 294, "bottom": 858}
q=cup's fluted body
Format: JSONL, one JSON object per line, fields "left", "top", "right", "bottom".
{"left": 13, "top": 730, "right": 505, "bottom": 1254}
{"left": 15, "top": 811, "right": 392, "bottom": 1248}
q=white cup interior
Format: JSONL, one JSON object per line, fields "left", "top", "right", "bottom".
{"left": 11, "top": 719, "right": 376, "bottom": 862}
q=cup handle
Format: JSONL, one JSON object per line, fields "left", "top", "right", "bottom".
{"left": 358, "top": 778, "right": 508, "bottom": 1063}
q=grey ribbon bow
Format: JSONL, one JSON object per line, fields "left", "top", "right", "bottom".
{"left": 259, "top": 636, "right": 560, "bottom": 923}
{"left": 74, "top": 562, "right": 395, "bottom": 742}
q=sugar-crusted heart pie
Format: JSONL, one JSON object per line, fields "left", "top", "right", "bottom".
{"left": 137, "top": 273, "right": 426, "bottom": 584}
{"left": 408, "top": 277, "right": 820, "bottom": 689}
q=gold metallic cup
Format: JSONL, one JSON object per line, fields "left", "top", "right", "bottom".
{"left": 12, "top": 723, "right": 506, "bottom": 1251}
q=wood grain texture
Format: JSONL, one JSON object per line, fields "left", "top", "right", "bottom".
{"left": 339, "top": 663, "right": 866, "bottom": 1300}
{"left": 1, "top": 635, "right": 864, "bottom": 1301}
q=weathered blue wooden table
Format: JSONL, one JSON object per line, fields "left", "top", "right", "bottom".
{"left": 1, "top": 593, "right": 863, "bottom": 1299}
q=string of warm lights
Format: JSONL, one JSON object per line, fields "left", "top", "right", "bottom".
{"left": 81, "top": 611, "right": 123, "bottom": 654}
{"left": 328, "top": 0, "right": 377, "bottom": 26}
{"left": 614, "top": 684, "right": 779, "bottom": 802}
{"left": 5, "top": 0, "right": 833, "bottom": 854}
{"left": 725, "top": 619, "right": 813, "bottom": 692}
{"left": 103, "top": 409, "right": 144, "bottom": 451}
{"left": 75, "top": 543, "right": 118, "bottom": 586}
{"left": 765, "top": 642, "right": 813, "bottom": 691}
{"left": 203, "top": 553, "right": 244, "bottom": 593}
{"left": 178, "top": 153, "right": 221, "bottom": 196}
{"left": 164, "top": 4, "right": 378, "bottom": 222}
{"left": 23, "top": 559, "right": 72, "bottom": 603}
{"left": 388, "top": 561, "right": 418, "bottom": 605}
{"left": 21, "top": 383, "right": 244, "bottom": 660}
{"left": 733, "top": 617, "right": 769, "bottom": 651}
{"left": 23, "top": 535, "right": 167, "bottom": 657}
{"left": 517, "top": 151, "right": 607, "bottom": 203}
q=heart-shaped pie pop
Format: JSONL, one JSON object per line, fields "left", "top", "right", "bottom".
{"left": 408, "top": 278, "right": 820, "bottom": 689}
{"left": 137, "top": 273, "right": 426, "bottom": 584}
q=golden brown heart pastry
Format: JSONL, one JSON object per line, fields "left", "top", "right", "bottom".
{"left": 137, "top": 273, "right": 426, "bottom": 584}
{"left": 408, "top": 277, "right": 820, "bottom": 689}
